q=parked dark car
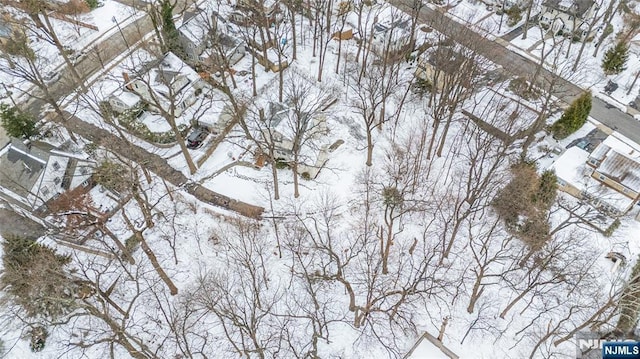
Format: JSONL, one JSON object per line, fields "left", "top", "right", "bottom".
{"left": 604, "top": 80, "right": 618, "bottom": 95}
{"left": 186, "top": 127, "right": 209, "bottom": 149}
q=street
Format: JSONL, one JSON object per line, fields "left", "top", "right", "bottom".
{"left": 391, "top": 0, "right": 640, "bottom": 145}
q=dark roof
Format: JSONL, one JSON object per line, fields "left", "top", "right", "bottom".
{"left": 543, "top": 0, "right": 595, "bottom": 17}
{"left": 427, "top": 46, "right": 469, "bottom": 74}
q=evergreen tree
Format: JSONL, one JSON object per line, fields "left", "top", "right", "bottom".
{"left": 550, "top": 91, "right": 592, "bottom": 139}
{"left": 160, "top": 0, "right": 183, "bottom": 55}
{"left": 602, "top": 41, "right": 629, "bottom": 75}
{"left": 0, "top": 104, "right": 38, "bottom": 139}
{"left": 1, "top": 235, "right": 75, "bottom": 319}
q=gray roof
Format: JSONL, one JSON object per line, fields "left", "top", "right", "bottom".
{"left": 598, "top": 150, "right": 640, "bottom": 192}
{"left": 543, "top": 0, "right": 595, "bottom": 17}
{"left": 589, "top": 143, "right": 610, "bottom": 162}
{"left": 0, "top": 140, "right": 50, "bottom": 199}
{"left": 427, "top": 46, "right": 469, "bottom": 75}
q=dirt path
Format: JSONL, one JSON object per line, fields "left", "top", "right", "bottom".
{"left": 59, "top": 112, "right": 264, "bottom": 218}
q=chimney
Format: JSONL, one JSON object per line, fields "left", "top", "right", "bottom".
{"left": 123, "top": 72, "right": 133, "bottom": 90}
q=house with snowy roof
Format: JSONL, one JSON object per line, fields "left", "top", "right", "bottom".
{"left": 415, "top": 45, "right": 473, "bottom": 91}
{"left": 107, "top": 88, "right": 144, "bottom": 115}
{"left": 177, "top": 7, "right": 220, "bottom": 64}
{"left": 551, "top": 135, "right": 640, "bottom": 217}
{"left": 371, "top": 19, "right": 412, "bottom": 57}
{"left": 0, "top": 140, "right": 94, "bottom": 214}
{"left": 125, "top": 52, "right": 208, "bottom": 117}
{"left": 177, "top": 7, "right": 247, "bottom": 69}
{"left": 539, "top": 0, "right": 597, "bottom": 40}
{"left": 259, "top": 101, "right": 330, "bottom": 178}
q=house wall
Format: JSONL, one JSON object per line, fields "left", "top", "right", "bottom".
{"left": 177, "top": 34, "right": 202, "bottom": 63}
{"left": 371, "top": 30, "right": 410, "bottom": 57}
{"left": 415, "top": 59, "right": 446, "bottom": 91}
{"left": 556, "top": 180, "right": 584, "bottom": 199}
{"left": 108, "top": 96, "right": 140, "bottom": 114}
{"left": 591, "top": 170, "right": 640, "bottom": 199}
{"left": 539, "top": 4, "right": 595, "bottom": 38}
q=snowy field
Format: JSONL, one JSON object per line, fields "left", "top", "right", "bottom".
{"left": 1, "top": 0, "right": 640, "bottom": 358}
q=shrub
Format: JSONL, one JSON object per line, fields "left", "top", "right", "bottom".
{"left": 505, "top": 5, "right": 522, "bottom": 27}
{"left": 301, "top": 172, "right": 311, "bottom": 180}
{"left": 275, "top": 158, "right": 289, "bottom": 169}
{"left": 84, "top": 0, "right": 99, "bottom": 9}
{"left": 550, "top": 91, "right": 592, "bottom": 139}
{"left": 493, "top": 162, "right": 556, "bottom": 250}
{"left": 533, "top": 170, "right": 557, "bottom": 209}
{"left": 604, "top": 218, "right": 621, "bottom": 237}
{"left": 93, "top": 161, "right": 131, "bottom": 193}
{"left": 29, "top": 326, "right": 48, "bottom": 352}
{"left": 117, "top": 108, "right": 184, "bottom": 144}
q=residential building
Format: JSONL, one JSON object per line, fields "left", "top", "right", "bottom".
{"left": 551, "top": 134, "right": 640, "bottom": 216}
{"left": 371, "top": 19, "right": 412, "bottom": 56}
{"left": 201, "top": 32, "right": 246, "bottom": 70}
{"left": 404, "top": 331, "right": 459, "bottom": 359}
{"left": 0, "top": 139, "right": 94, "bottom": 214}
{"left": 415, "top": 45, "right": 469, "bottom": 90}
{"left": 107, "top": 89, "right": 144, "bottom": 115}
{"left": 177, "top": 7, "right": 246, "bottom": 69}
{"left": 125, "top": 52, "right": 208, "bottom": 117}
{"left": 259, "top": 101, "right": 330, "bottom": 178}
{"left": 177, "top": 8, "right": 221, "bottom": 64}
{"left": 539, "top": 0, "right": 597, "bottom": 40}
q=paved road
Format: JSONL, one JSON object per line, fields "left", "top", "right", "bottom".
{"left": 500, "top": 23, "right": 524, "bottom": 41}
{"left": 25, "top": 14, "right": 155, "bottom": 115}
{"left": 57, "top": 112, "right": 264, "bottom": 218}
{"left": 392, "top": 0, "right": 640, "bottom": 145}
{"left": 0, "top": 207, "right": 46, "bottom": 239}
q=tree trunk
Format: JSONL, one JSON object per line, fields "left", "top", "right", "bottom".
{"left": 270, "top": 151, "right": 280, "bottom": 200}
{"left": 292, "top": 159, "right": 300, "bottom": 198}
{"left": 41, "top": 13, "right": 87, "bottom": 93}
{"left": 137, "top": 231, "right": 178, "bottom": 295}
{"left": 521, "top": 3, "right": 534, "bottom": 40}
{"left": 467, "top": 272, "right": 485, "bottom": 313}
{"left": 499, "top": 285, "right": 532, "bottom": 318}
{"left": 435, "top": 113, "right": 454, "bottom": 157}
{"left": 366, "top": 128, "right": 374, "bottom": 166}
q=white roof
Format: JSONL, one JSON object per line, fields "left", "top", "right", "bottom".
{"left": 179, "top": 9, "right": 212, "bottom": 45}
{"left": 111, "top": 89, "right": 142, "bottom": 107}
{"left": 552, "top": 147, "right": 590, "bottom": 184}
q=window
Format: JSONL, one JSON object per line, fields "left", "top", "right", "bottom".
{"left": 557, "top": 179, "right": 567, "bottom": 187}
{"left": 588, "top": 158, "right": 598, "bottom": 165}
{"left": 52, "top": 161, "right": 60, "bottom": 171}
{"left": 54, "top": 177, "right": 61, "bottom": 185}
{"left": 599, "top": 174, "right": 606, "bottom": 181}
{"left": 623, "top": 188, "right": 629, "bottom": 194}
{"left": 41, "top": 187, "right": 49, "bottom": 196}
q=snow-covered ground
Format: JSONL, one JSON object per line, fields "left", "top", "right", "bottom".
{"left": 2, "top": 0, "right": 640, "bottom": 358}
